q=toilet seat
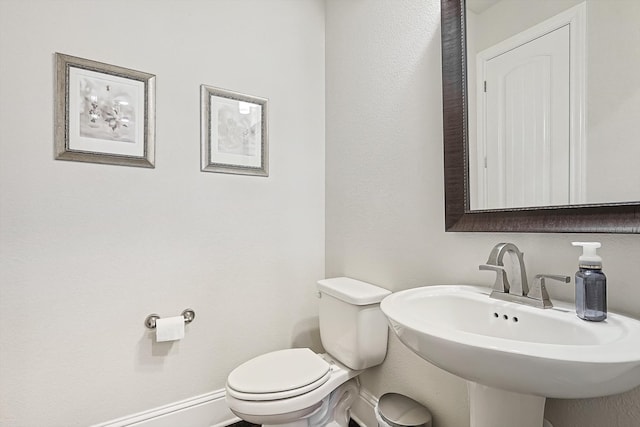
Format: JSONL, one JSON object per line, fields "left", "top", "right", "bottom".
{"left": 227, "top": 348, "right": 331, "bottom": 401}
{"left": 226, "top": 353, "right": 359, "bottom": 423}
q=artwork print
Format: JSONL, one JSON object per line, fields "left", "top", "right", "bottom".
{"left": 79, "top": 75, "right": 137, "bottom": 143}
{"left": 215, "top": 98, "right": 261, "bottom": 158}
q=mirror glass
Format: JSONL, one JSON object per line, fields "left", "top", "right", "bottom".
{"left": 465, "top": 0, "right": 640, "bottom": 211}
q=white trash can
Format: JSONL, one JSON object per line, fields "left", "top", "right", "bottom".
{"left": 375, "top": 393, "right": 432, "bottom": 427}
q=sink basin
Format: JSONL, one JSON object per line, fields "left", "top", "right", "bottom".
{"left": 381, "top": 285, "right": 640, "bottom": 427}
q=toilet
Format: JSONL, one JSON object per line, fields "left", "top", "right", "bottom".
{"left": 226, "top": 277, "right": 391, "bottom": 427}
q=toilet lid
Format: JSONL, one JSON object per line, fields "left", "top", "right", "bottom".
{"left": 227, "top": 348, "right": 331, "bottom": 399}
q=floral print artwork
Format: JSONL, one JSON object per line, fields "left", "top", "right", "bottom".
{"left": 79, "top": 76, "right": 137, "bottom": 143}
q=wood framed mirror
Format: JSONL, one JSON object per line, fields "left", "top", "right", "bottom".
{"left": 441, "top": 0, "right": 640, "bottom": 233}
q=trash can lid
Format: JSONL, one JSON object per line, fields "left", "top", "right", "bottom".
{"left": 378, "top": 393, "right": 432, "bottom": 427}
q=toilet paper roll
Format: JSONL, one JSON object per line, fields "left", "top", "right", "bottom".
{"left": 155, "top": 316, "right": 185, "bottom": 342}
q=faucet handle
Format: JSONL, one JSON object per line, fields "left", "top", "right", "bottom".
{"left": 528, "top": 274, "right": 571, "bottom": 308}
{"left": 535, "top": 274, "right": 571, "bottom": 283}
{"left": 479, "top": 264, "right": 510, "bottom": 293}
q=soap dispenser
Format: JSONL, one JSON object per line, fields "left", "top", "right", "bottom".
{"left": 572, "top": 242, "right": 607, "bottom": 321}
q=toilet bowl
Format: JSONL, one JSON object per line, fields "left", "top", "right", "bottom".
{"left": 225, "top": 277, "right": 391, "bottom": 427}
{"left": 226, "top": 350, "right": 359, "bottom": 426}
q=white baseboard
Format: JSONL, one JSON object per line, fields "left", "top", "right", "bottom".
{"left": 350, "top": 388, "right": 378, "bottom": 427}
{"left": 92, "top": 386, "right": 380, "bottom": 427}
{"left": 91, "top": 389, "right": 239, "bottom": 427}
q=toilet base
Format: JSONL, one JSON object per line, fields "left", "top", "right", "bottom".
{"left": 232, "top": 403, "right": 322, "bottom": 426}
{"left": 258, "top": 380, "right": 359, "bottom": 427}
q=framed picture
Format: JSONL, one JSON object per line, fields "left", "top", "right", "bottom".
{"left": 200, "top": 85, "right": 268, "bottom": 176}
{"left": 54, "top": 53, "right": 155, "bottom": 168}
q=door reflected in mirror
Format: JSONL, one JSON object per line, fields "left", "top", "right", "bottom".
{"left": 465, "top": 0, "right": 640, "bottom": 210}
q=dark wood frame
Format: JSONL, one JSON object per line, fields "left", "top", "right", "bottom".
{"left": 441, "top": 0, "right": 640, "bottom": 233}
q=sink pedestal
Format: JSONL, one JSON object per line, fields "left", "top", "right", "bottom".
{"left": 468, "top": 382, "right": 545, "bottom": 427}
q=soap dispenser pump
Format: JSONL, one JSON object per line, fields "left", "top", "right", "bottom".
{"left": 572, "top": 242, "right": 607, "bottom": 321}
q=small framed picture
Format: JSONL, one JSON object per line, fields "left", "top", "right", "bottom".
{"left": 200, "top": 85, "right": 268, "bottom": 176}
{"left": 54, "top": 53, "right": 155, "bottom": 168}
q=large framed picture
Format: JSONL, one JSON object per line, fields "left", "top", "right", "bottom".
{"left": 54, "top": 53, "right": 155, "bottom": 168}
{"left": 200, "top": 85, "right": 268, "bottom": 176}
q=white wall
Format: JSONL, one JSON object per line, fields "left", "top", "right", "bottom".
{"left": 0, "top": 1, "right": 325, "bottom": 426}
{"left": 325, "top": 1, "right": 640, "bottom": 427}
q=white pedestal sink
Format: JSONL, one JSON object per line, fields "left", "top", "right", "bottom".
{"left": 380, "top": 285, "right": 640, "bottom": 427}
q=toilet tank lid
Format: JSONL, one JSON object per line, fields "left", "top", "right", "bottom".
{"left": 317, "top": 277, "right": 391, "bottom": 305}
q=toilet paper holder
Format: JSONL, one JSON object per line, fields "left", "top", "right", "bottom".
{"left": 144, "top": 309, "right": 195, "bottom": 329}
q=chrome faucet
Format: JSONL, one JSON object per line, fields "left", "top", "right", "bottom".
{"left": 479, "top": 243, "right": 570, "bottom": 308}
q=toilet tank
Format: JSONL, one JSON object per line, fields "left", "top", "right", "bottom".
{"left": 317, "top": 277, "right": 392, "bottom": 370}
